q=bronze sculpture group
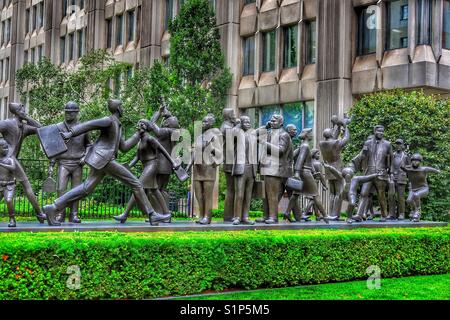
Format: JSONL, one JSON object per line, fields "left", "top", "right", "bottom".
{"left": 0, "top": 100, "right": 441, "bottom": 227}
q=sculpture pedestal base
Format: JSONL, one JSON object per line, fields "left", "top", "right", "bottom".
{"left": 0, "top": 220, "right": 446, "bottom": 233}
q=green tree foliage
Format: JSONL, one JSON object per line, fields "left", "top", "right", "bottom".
{"left": 343, "top": 90, "right": 450, "bottom": 221}
{"left": 134, "top": 0, "right": 232, "bottom": 133}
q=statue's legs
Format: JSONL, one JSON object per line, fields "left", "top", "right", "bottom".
{"left": 407, "top": 186, "right": 429, "bottom": 221}
{"left": 193, "top": 181, "right": 205, "bottom": 221}
{"left": 233, "top": 175, "right": 245, "bottom": 221}
{"left": 223, "top": 172, "right": 235, "bottom": 222}
{"left": 357, "top": 181, "right": 373, "bottom": 219}
{"left": 264, "top": 176, "right": 283, "bottom": 224}
{"left": 373, "top": 179, "right": 388, "bottom": 219}
{"left": 56, "top": 165, "right": 71, "bottom": 222}
{"left": 194, "top": 180, "right": 214, "bottom": 224}
{"left": 3, "top": 185, "right": 15, "bottom": 227}
{"left": 397, "top": 183, "right": 407, "bottom": 219}
{"left": 69, "top": 166, "right": 83, "bottom": 223}
{"left": 328, "top": 180, "right": 343, "bottom": 219}
{"left": 242, "top": 176, "right": 254, "bottom": 223}
{"left": 156, "top": 174, "right": 171, "bottom": 209}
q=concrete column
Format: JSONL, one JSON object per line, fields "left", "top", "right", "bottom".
{"left": 87, "top": 0, "right": 106, "bottom": 51}
{"left": 315, "top": 0, "right": 353, "bottom": 145}
{"left": 9, "top": 0, "right": 26, "bottom": 103}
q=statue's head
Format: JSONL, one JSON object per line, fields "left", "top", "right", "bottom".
{"left": 223, "top": 108, "right": 236, "bottom": 123}
{"left": 300, "top": 128, "right": 313, "bottom": 140}
{"left": 395, "top": 139, "right": 405, "bottom": 151}
{"left": 311, "top": 148, "right": 320, "bottom": 160}
{"left": 138, "top": 119, "right": 152, "bottom": 132}
{"left": 240, "top": 115, "right": 251, "bottom": 131}
{"left": 163, "top": 116, "right": 180, "bottom": 129}
{"left": 411, "top": 153, "right": 423, "bottom": 168}
{"left": 342, "top": 166, "right": 355, "bottom": 181}
{"left": 323, "top": 128, "right": 333, "bottom": 139}
{"left": 0, "top": 138, "right": 8, "bottom": 157}
{"left": 269, "top": 114, "right": 284, "bottom": 129}
{"left": 108, "top": 99, "right": 123, "bottom": 117}
{"left": 202, "top": 114, "right": 216, "bottom": 131}
{"left": 286, "top": 124, "right": 298, "bottom": 138}
{"left": 373, "top": 125, "right": 385, "bottom": 140}
{"left": 9, "top": 102, "right": 26, "bottom": 118}
{"left": 64, "top": 101, "right": 80, "bottom": 122}
{"left": 331, "top": 115, "right": 339, "bottom": 125}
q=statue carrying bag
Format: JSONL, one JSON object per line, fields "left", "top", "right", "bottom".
{"left": 285, "top": 177, "right": 304, "bottom": 192}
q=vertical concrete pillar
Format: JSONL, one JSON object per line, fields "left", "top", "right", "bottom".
{"left": 315, "top": 0, "right": 353, "bottom": 145}
{"left": 9, "top": 0, "right": 26, "bottom": 103}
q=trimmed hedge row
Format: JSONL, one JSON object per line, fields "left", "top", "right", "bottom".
{"left": 0, "top": 228, "right": 448, "bottom": 299}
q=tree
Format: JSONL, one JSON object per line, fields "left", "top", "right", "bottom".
{"left": 343, "top": 89, "right": 450, "bottom": 221}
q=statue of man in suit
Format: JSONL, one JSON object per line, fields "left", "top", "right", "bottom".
{"left": 43, "top": 99, "right": 171, "bottom": 226}
{"left": 388, "top": 139, "right": 411, "bottom": 220}
{"left": 188, "top": 114, "right": 222, "bottom": 225}
{"left": 0, "top": 103, "right": 47, "bottom": 224}
{"left": 231, "top": 115, "right": 257, "bottom": 225}
{"left": 220, "top": 108, "right": 238, "bottom": 222}
{"left": 319, "top": 115, "right": 351, "bottom": 220}
{"left": 355, "top": 125, "right": 393, "bottom": 222}
{"left": 48, "top": 102, "right": 91, "bottom": 224}
{"left": 258, "top": 114, "right": 293, "bottom": 224}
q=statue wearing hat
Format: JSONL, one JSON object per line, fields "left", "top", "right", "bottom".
{"left": 47, "top": 102, "right": 91, "bottom": 224}
{"left": 388, "top": 139, "right": 411, "bottom": 220}
{"left": 42, "top": 99, "right": 172, "bottom": 226}
{"left": 401, "top": 154, "right": 441, "bottom": 222}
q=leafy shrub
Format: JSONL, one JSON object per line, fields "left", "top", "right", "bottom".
{"left": 344, "top": 90, "right": 450, "bottom": 221}
{"left": 0, "top": 228, "right": 448, "bottom": 299}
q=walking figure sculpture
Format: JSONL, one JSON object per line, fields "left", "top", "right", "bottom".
{"left": 43, "top": 99, "right": 171, "bottom": 226}
{"left": 114, "top": 119, "right": 180, "bottom": 224}
{"left": 0, "top": 103, "right": 47, "bottom": 224}
{"left": 388, "top": 139, "right": 410, "bottom": 220}
{"left": 319, "top": 115, "right": 351, "bottom": 221}
{"left": 48, "top": 102, "right": 91, "bottom": 224}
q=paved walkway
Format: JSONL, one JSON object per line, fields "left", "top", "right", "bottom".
{"left": 0, "top": 219, "right": 446, "bottom": 233}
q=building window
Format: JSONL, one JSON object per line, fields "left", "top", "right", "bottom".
{"left": 262, "top": 30, "right": 276, "bottom": 72}
{"left": 127, "top": 10, "right": 135, "bottom": 43}
{"left": 116, "top": 15, "right": 124, "bottom": 47}
{"left": 78, "top": 29, "right": 85, "bottom": 59}
{"left": 242, "top": 36, "right": 255, "bottom": 76}
{"left": 63, "top": 0, "right": 68, "bottom": 16}
{"left": 5, "top": 19, "right": 11, "bottom": 44}
{"left": 165, "top": 0, "right": 173, "bottom": 31}
{"left": 416, "top": 0, "right": 432, "bottom": 45}
{"left": 244, "top": 0, "right": 256, "bottom": 5}
{"left": 38, "top": 45, "right": 43, "bottom": 61}
{"left": 5, "top": 58, "right": 9, "bottom": 81}
{"left": 0, "top": 60, "right": 3, "bottom": 82}
{"left": 386, "top": 0, "right": 409, "bottom": 50}
{"left": 32, "top": 6, "right": 37, "bottom": 31}
{"left": 106, "top": 19, "right": 113, "bottom": 49}
{"left": 79, "top": 0, "right": 85, "bottom": 10}
{"left": 25, "top": 9, "right": 30, "bottom": 34}
{"left": 60, "top": 36, "right": 66, "bottom": 64}
{"left": 31, "top": 48, "right": 35, "bottom": 64}
{"left": 38, "top": 2, "right": 44, "bottom": 29}
{"left": 283, "top": 25, "right": 298, "bottom": 68}
{"left": 444, "top": 0, "right": 450, "bottom": 49}
{"left": 24, "top": 51, "right": 28, "bottom": 64}
{"left": 357, "top": 6, "right": 377, "bottom": 56}
{"left": 305, "top": 20, "right": 316, "bottom": 64}
{"left": 69, "top": 33, "right": 74, "bottom": 61}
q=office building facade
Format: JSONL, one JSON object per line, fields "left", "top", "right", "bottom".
{"left": 1, "top": 0, "right": 450, "bottom": 143}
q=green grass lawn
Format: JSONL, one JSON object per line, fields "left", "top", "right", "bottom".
{"left": 178, "top": 274, "right": 450, "bottom": 300}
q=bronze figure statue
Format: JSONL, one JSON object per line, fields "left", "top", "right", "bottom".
{"left": 220, "top": 108, "right": 238, "bottom": 222}
{"left": 114, "top": 119, "right": 181, "bottom": 224}
{"left": 322, "top": 163, "right": 380, "bottom": 223}
{"left": 0, "top": 103, "right": 47, "bottom": 224}
{"left": 231, "top": 116, "right": 256, "bottom": 225}
{"left": 0, "top": 139, "right": 17, "bottom": 227}
{"left": 388, "top": 139, "right": 411, "bottom": 220}
{"left": 401, "top": 154, "right": 441, "bottom": 222}
{"left": 188, "top": 114, "right": 222, "bottom": 225}
{"left": 319, "top": 115, "right": 350, "bottom": 220}
{"left": 286, "top": 128, "right": 328, "bottom": 223}
{"left": 297, "top": 149, "right": 328, "bottom": 222}
{"left": 42, "top": 99, "right": 171, "bottom": 226}
{"left": 258, "top": 115, "right": 293, "bottom": 224}
{"left": 355, "top": 125, "right": 393, "bottom": 222}
{"left": 148, "top": 102, "right": 181, "bottom": 211}
{"left": 47, "top": 102, "right": 91, "bottom": 224}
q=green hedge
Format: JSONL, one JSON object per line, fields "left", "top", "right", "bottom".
{"left": 0, "top": 228, "right": 448, "bottom": 299}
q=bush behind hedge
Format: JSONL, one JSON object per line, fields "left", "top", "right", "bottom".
{"left": 0, "top": 228, "right": 448, "bottom": 299}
